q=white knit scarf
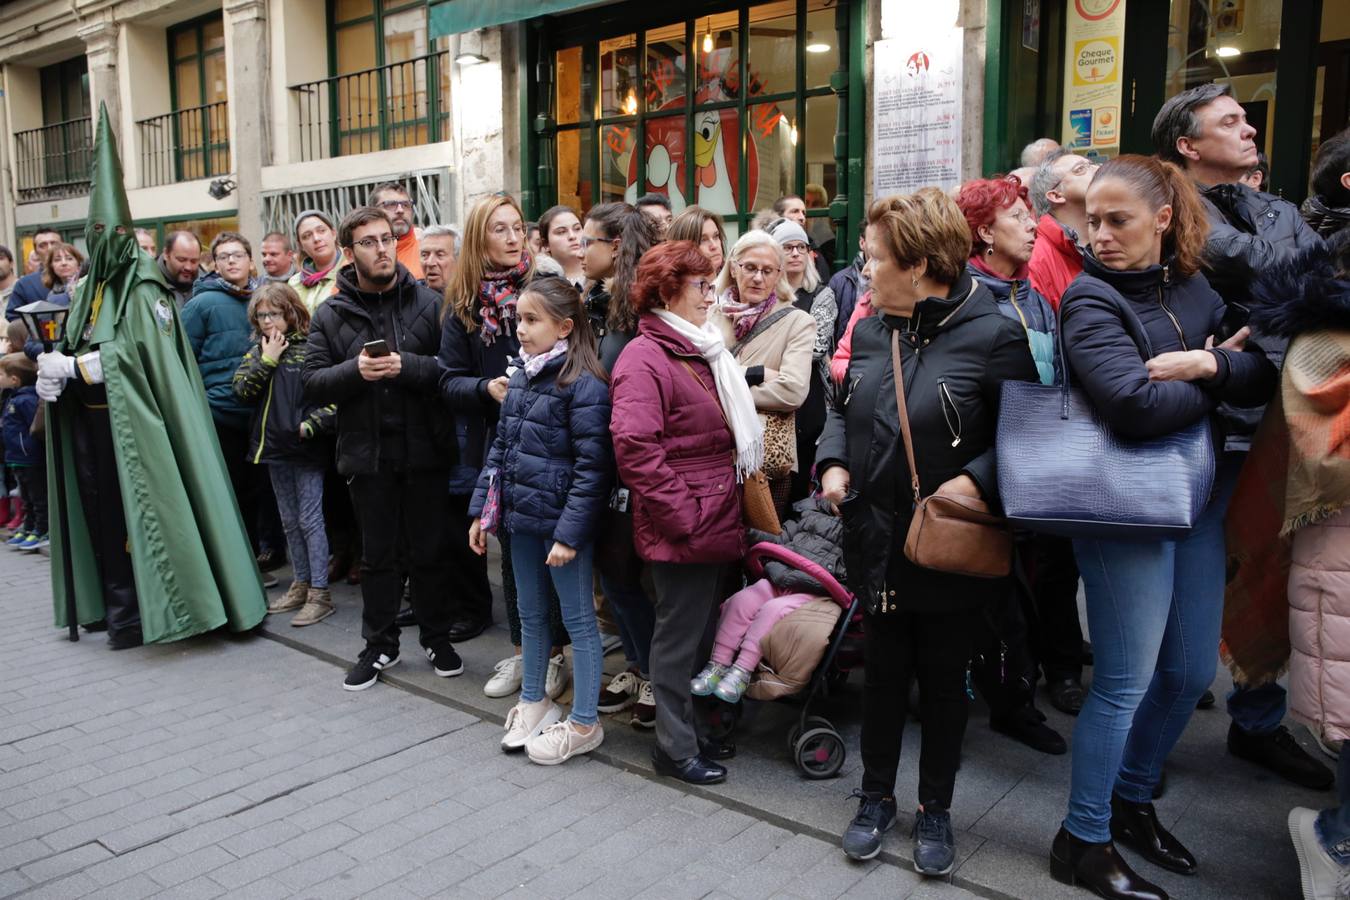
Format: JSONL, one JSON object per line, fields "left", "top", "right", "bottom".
{"left": 653, "top": 310, "right": 764, "bottom": 479}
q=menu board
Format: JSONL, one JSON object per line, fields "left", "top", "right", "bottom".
{"left": 872, "top": 30, "right": 964, "bottom": 197}
{"left": 1061, "top": 0, "right": 1127, "bottom": 159}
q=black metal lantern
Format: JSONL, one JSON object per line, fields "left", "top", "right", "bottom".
{"left": 16, "top": 299, "right": 70, "bottom": 353}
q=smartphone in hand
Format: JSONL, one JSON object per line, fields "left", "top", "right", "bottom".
{"left": 363, "top": 339, "right": 390, "bottom": 357}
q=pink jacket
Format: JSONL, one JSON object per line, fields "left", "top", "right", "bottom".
{"left": 1288, "top": 507, "right": 1350, "bottom": 743}
{"left": 609, "top": 313, "right": 746, "bottom": 565}
{"left": 829, "top": 290, "right": 873, "bottom": 383}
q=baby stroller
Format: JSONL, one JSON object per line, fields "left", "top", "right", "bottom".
{"left": 703, "top": 541, "right": 863, "bottom": 780}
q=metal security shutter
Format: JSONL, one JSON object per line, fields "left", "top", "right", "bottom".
{"left": 261, "top": 169, "right": 451, "bottom": 235}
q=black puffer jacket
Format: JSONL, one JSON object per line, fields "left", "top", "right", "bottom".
{"left": 302, "top": 263, "right": 452, "bottom": 476}
{"left": 816, "top": 273, "right": 1039, "bottom": 613}
{"left": 747, "top": 498, "right": 845, "bottom": 595}
{"left": 1060, "top": 253, "right": 1276, "bottom": 444}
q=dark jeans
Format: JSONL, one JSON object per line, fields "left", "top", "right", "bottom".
{"left": 14, "top": 464, "right": 47, "bottom": 535}
{"left": 859, "top": 607, "right": 975, "bottom": 811}
{"left": 268, "top": 463, "right": 327, "bottom": 588}
{"left": 448, "top": 493, "right": 492, "bottom": 625}
{"left": 72, "top": 403, "right": 138, "bottom": 640}
{"left": 1027, "top": 535, "right": 1084, "bottom": 683}
{"left": 1318, "top": 751, "right": 1350, "bottom": 864}
{"left": 213, "top": 420, "right": 258, "bottom": 551}
{"left": 649, "top": 561, "right": 724, "bottom": 760}
{"left": 348, "top": 468, "right": 454, "bottom": 654}
{"left": 602, "top": 572, "right": 654, "bottom": 676}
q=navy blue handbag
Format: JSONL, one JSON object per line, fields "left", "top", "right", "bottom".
{"left": 995, "top": 297, "right": 1216, "bottom": 541}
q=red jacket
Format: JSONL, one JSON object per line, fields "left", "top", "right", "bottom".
{"left": 1027, "top": 214, "right": 1084, "bottom": 310}
{"left": 610, "top": 313, "right": 745, "bottom": 564}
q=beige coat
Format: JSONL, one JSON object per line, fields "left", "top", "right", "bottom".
{"left": 712, "top": 298, "right": 817, "bottom": 471}
{"left": 1288, "top": 507, "right": 1350, "bottom": 743}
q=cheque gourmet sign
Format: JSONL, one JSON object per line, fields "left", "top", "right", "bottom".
{"left": 1062, "top": 0, "right": 1125, "bottom": 156}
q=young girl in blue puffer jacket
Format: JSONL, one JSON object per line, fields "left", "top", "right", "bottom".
{"left": 468, "top": 276, "right": 613, "bottom": 766}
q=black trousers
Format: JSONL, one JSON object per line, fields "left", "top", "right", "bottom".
{"left": 213, "top": 421, "right": 258, "bottom": 552}
{"left": 1026, "top": 535, "right": 1084, "bottom": 683}
{"left": 447, "top": 493, "right": 492, "bottom": 625}
{"left": 71, "top": 404, "right": 139, "bottom": 640}
{"left": 15, "top": 464, "right": 48, "bottom": 534}
{"left": 649, "top": 561, "right": 724, "bottom": 760}
{"left": 859, "top": 607, "right": 974, "bottom": 811}
{"left": 348, "top": 468, "right": 454, "bottom": 653}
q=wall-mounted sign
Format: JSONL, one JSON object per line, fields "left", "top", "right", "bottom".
{"left": 872, "top": 29, "right": 964, "bottom": 197}
{"left": 1061, "top": 0, "right": 1126, "bottom": 159}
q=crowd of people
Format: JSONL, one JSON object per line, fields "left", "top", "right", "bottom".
{"left": 3, "top": 84, "right": 1350, "bottom": 900}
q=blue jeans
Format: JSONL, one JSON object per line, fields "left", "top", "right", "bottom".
{"left": 1318, "top": 751, "right": 1350, "bottom": 864}
{"left": 269, "top": 463, "right": 328, "bottom": 589}
{"left": 601, "top": 572, "right": 654, "bottom": 677}
{"left": 510, "top": 532, "right": 603, "bottom": 726}
{"left": 1063, "top": 455, "right": 1238, "bottom": 843}
{"left": 1226, "top": 681, "right": 1288, "bottom": 735}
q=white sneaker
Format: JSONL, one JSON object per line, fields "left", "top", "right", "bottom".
{"left": 526, "top": 720, "right": 604, "bottom": 765}
{"left": 1289, "top": 807, "right": 1350, "bottom": 900}
{"left": 484, "top": 655, "right": 523, "bottom": 698}
{"left": 545, "top": 652, "right": 570, "bottom": 700}
{"left": 501, "top": 698, "right": 561, "bottom": 753}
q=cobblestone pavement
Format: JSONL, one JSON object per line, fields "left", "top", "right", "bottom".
{"left": 0, "top": 547, "right": 983, "bottom": 900}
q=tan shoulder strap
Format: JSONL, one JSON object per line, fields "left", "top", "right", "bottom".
{"left": 890, "top": 328, "right": 921, "bottom": 504}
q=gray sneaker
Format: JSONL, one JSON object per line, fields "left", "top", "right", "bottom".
{"left": 713, "top": 665, "right": 751, "bottom": 703}
{"left": 841, "top": 789, "right": 897, "bottom": 861}
{"left": 912, "top": 808, "right": 955, "bottom": 876}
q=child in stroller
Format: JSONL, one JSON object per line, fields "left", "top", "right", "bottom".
{"left": 692, "top": 497, "right": 846, "bottom": 703}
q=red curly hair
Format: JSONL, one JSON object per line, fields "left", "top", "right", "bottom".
{"left": 954, "top": 176, "right": 1029, "bottom": 255}
{"left": 631, "top": 241, "right": 714, "bottom": 314}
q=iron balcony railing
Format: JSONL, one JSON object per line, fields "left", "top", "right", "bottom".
{"left": 137, "top": 101, "right": 231, "bottom": 187}
{"left": 289, "top": 51, "right": 450, "bottom": 162}
{"left": 14, "top": 117, "right": 93, "bottom": 201}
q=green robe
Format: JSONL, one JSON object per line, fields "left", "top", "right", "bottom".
{"left": 48, "top": 253, "right": 267, "bottom": 641}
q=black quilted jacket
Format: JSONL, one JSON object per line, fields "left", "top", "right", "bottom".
{"left": 302, "top": 263, "right": 453, "bottom": 476}
{"left": 747, "top": 498, "right": 846, "bottom": 595}
{"left": 816, "top": 273, "right": 1039, "bottom": 613}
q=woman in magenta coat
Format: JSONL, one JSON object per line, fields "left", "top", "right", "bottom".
{"left": 610, "top": 240, "right": 762, "bottom": 786}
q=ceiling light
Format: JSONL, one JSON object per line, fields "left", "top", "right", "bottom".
{"left": 805, "top": 31, "right": 830, "bottom": 53}
{"left": 703, "top": 30, "right": 713, "bottom": 53}
{"left": 1215, "top": 45, "right": 1241, "bottom": 58}
{"left": 622, "top": 91, "right": 637, "bottom": 115}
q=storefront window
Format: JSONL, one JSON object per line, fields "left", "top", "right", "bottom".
{"left": 549, "top": 0, "right": 839, "bottom": 237}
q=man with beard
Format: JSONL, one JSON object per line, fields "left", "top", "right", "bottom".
{"left": 159, "top": 231, "right": 203, "bottom": 308}
{"left": 5, "top": 227, "right": 62, "bottom": 321}
{"left": 368, "top": 183, "right": 423, "bottom": 280}
{"left": 302, "top": 206, "right": 459, "bottom": 690}
{"left": 35, "top": 105, "right": 264, "bottom": 649}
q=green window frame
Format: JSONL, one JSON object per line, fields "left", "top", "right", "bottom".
{"left": 327, "top": 0, "right": 449, "bottom": 154}
{"left": 167, "top": 13, "right": 230, "bottom": 183}
{"left": 525, "top": 0, "right": 865, "bottom": 266}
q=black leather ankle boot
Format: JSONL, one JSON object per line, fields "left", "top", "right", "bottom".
{"left": 1050, "top": 827, "right": 1168, "bottom": 900}
{"left": 1110, "top": 793, "right": 1197, "bottom": 874}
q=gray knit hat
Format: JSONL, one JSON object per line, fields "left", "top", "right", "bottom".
{"left": 767, "top": 218, "right": 811, "bottom": 248}
{"left": 293, "top": 209, "right": 336, "bottom": 246}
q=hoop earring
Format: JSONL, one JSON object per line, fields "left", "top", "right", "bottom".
{"left": 911, "top": 275, "right": 919, "bottom": 289}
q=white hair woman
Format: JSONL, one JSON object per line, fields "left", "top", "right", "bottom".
{"left": 710, "top": 230, "right": 816, "bottom": 515}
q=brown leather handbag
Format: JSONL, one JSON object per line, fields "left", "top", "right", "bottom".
{"left": 890, "top": 329, "right": 1011, "bottom": 579}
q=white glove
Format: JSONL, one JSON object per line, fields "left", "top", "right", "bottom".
{"left": 36, "top": 376, "right": 65, "bottom": 402}
{"left": 37, "top": 351, "right": 76, "bottom": 381}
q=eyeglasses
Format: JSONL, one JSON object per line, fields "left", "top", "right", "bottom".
{"left": 351, "top": 234, "right": 398, "bottom": 250}
{"left": 781, "top": 243, "right": 810, "bottom": 256}
{"left": 489, "top": 223, "right": 527, "bottom": 238}
{"left": 737, "top": 263, "right": 779, "bottom": 280}
{"left": 687, "top": 279, "right": 715, "bottom": 296}
{"left": 580, "top": 235, "right": 620, "bottom": 250}
{"left": 256, "top": 311, "right": 284, "bottom": 321}
{"left": 215, "top": 251, "right": 249, "bottom": 263}
{"left": 378, "top": 200, "right": 413, "bottom": 211}
{"left": 1049, "top": 159, "right": 1095, "bottom": 192}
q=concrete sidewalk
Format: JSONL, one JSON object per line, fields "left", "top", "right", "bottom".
{"left": 260, "top": 546, "right": 1326, "bottom": 900}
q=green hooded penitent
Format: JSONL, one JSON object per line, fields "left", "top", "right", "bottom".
{"left": 48, "top": 104, "right": 266, "bottom": 641}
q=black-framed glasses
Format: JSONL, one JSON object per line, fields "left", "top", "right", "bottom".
{"left": 352, "top": 234, "right": 398, "bottom": 250}
{"left": 378, "top": 200, "right": 413, "bottom": 212}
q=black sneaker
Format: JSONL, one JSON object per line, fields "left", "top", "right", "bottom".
{"left": 911, "top": 807, "right": 956, "bottom": 876}
{"left": 344, "top": 647, "right": 399, "bottom": 691}
{"left": 841, "top": 789, "right": 897, "bottom": 861}
{"left": 990, "top": 705, "right": 1067, "bottom": 755}
{"left": 1227, "top": 722, "right": 1333, "bottom": 789}
{"left": 598, "top": 670, "right": 641, "bottom": 713}
{"left": 424, "top": 642, "right": 464, "bottom": 678}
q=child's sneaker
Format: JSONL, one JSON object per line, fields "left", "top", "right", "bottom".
{"left": 598, "top": 670, "right": 641, "bottom": 713}
{"left": 268, "top": 581, "right": 309, "bottom": 614}
{"left": 545, "top": 652, "right": 570, "bottom": 700}
{"left": 6, "top": 531, "right": 29, "bottom": 548}
{"left": 502, "top": 698, "right": 561, "bottom": 753}
{"left": 713, "top": 665, "right": 752, "bottom": 703}
{"left": 526, "top": 720, "right": 604, "bottom": 765}
{"left": 691, "top": 662, "right": 728, "bottom": 696}
{"left": 24, "top": 534, "right": 49, "bottom": 551}
{"left": 485, "top": 654, "right": 523, "bottom": 698}
{"left": 291, "top": 588, "right": 334, "bottom": 627}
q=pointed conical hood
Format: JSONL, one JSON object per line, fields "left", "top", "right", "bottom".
{"left": 62, "top": 103, "right": 138, "bottom": 351}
